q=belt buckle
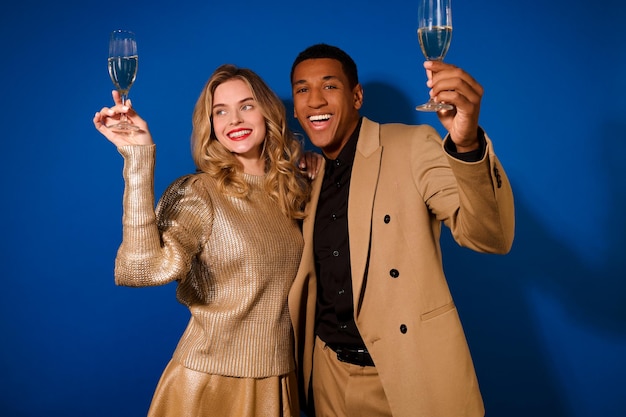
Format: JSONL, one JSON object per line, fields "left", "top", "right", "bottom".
{"left": 334, "top": 346, "right": 373, "bottom": 367}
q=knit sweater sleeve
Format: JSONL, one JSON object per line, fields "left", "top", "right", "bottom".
{"left": 114, "top": 145, "right": 211, "bottom": 287}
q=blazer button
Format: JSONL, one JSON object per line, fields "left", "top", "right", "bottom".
{"left": 390, "top": 269, "right": 399, "bottom": 278}
{"left": 384, "top": 214, "right": 391, "bottom": 224}
{"left": 400, "top": 324, "right": 408, "bottom": 334}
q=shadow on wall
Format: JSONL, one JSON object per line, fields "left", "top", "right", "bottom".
{"left": 285, "top": 81, "right": 626, "bottom": 417}
{"left": 446, "top": 117, "right": 626, "bottom": 417}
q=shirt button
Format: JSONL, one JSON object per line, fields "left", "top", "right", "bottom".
{"left": 336, "top": 182, "right": 342, "bottom": 188}
{"left": 335, "top": 160, "right": 341, "bottom": 167}
{"left": 333, "top": 250, "right": 340, "bottom": 257}
{"left": 494, "top": 167, "right": 502, "bottom": 188}
{"left": 400, "top": 324, "right": 408, "bottom": 334}
{"left": 339, "top": 323, "right": 348, "bottom": 330}
{"left": 384, "top": 215, "right": 391, "bottom": 224}
{"left": 331, "top": 213, "right": 337, "bottom": 221}
{"left": 390, "top": 269, "right": 399, "bottom": 278}
{"left": 338, "top": 289, "right": 345, "bottom": 295}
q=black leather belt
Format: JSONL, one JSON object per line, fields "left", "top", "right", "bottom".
{"left": 328, "top": 344, "right": 375, "bottom": 367}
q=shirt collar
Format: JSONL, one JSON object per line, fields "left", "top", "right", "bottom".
{"left": 322, "top": 117, "right": 363, "bottom": 167}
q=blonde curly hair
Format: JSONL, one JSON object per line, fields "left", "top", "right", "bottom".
{"left": 191, "top": 64, "right": 310, "bottom": 220}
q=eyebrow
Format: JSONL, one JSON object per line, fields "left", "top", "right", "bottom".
{"left": 293, "top": 75, "right": 341, "bottom": 86}
{"left": 212, "top": 96, "right": 255, "bottom": 109}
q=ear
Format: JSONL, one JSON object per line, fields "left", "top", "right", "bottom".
{"left": 353, "top": 83, "right": 364, "bottom": 110}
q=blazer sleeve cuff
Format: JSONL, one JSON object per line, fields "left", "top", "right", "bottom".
{"left": 443, "top": 127, "right": 486, "bottom": 162}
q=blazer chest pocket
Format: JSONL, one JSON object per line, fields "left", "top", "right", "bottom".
{"left": 420, "top": 301, "right": 456, "bottom": 322}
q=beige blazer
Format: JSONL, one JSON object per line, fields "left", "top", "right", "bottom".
{"left": 289, "top": 117, "right": 515, "bottom": 417}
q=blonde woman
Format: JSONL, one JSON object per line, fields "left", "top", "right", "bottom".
{"left": 94, "top": 64, "right": 316, "bottom": 416}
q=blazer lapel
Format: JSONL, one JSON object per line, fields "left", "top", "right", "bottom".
{"left": 348, "top": 118, "right": 382, "bottom": 315}
{"left": 303, "top": 160, "right": 325, "bottom": 247}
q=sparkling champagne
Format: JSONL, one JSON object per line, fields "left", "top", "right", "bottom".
{"left": 108, "top": 55, "right": 138, "bottom": 95}
{"left": 418, "top": 26, "right": 452, "bottom": 61}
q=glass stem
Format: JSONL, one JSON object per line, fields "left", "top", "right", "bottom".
{"left": 120, "top": 93, "right": 128, "bottom": 123}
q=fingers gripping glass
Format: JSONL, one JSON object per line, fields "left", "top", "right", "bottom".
{"left": 415, "top": 0, "right": 454, "bottom": 112}
{"left": 107, "top": 30, "right": 139, "bottom": 131}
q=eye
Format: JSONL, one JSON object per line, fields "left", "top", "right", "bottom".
{"left": 324, "top": 84, "right": 337, "bottom": 90}
{"left": 294, "top": 87, "right": 308, "bottom": 94}
{"left": 213, "top": 109, "right": 226, "bottom": 117}
{"left": 241, "top": 104, "right": 254, "bottom": 111}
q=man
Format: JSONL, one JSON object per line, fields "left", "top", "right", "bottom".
{"left": 287, "top": 43, "right": 515, "bottom": 417}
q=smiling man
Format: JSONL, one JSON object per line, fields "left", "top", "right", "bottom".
{"left": 287, "top": 43, "right": 515, "bottom": 417}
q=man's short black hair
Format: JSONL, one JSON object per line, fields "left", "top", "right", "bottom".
{"left": 290, "top": 43, "right": 359, "bottom": 88}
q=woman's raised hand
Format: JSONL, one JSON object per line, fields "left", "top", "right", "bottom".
{"left": 93, "top": 90, "right": 153, "bottom": 147}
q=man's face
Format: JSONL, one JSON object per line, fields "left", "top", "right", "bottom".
{"left": 291, "top": 58, "right": 363, "bottom": 159}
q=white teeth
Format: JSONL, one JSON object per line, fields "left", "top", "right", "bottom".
{"left": 229, "top": 129, "right": 251, "bottom": 138}
{"left": 309, "top": 114, "right": 331, "bottom": 122}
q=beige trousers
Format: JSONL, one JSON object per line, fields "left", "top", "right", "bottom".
{"left": 311, "top": 336, "right": 392, "bottom": 417}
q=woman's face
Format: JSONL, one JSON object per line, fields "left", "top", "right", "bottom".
{"left": 212, "top": 79, "right": 267, "bottom": 169}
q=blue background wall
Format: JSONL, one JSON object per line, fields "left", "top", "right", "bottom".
{"left": 1, "top": 1, "right": 625, "bottom": 416}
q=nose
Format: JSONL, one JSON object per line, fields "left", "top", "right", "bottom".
{"left": 229, "top": 109, "right": 243, "bottom": 125}
{"left": 307, "top": 88, "right": 327, "bottom": 108}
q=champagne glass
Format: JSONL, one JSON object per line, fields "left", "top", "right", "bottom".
{"left": 107, "top": 30, "right": 139, "bottom": 131}
{"left": 415, "top": 0, "right": 454, "bottom": 112}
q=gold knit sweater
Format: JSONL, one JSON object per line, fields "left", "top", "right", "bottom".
{"left": 115, "top": 145, "right": 303, "bottom": 378}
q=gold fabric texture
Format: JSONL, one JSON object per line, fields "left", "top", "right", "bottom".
{"left": 115, "top": 145, "right": 303, "bottom": 378}
{"left": 147, "top": 360, "right": 299, "bottom": 417}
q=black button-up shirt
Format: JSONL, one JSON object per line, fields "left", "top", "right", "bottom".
{"left": 314, "top": 119, "right": 364, "bottom": 347}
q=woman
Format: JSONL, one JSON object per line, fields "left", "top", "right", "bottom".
{"left": 93, "top": 64, "right": 313, "bottom": 416}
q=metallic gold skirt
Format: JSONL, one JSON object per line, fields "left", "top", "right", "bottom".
{"left": 147, "top": 360, "right": 300, "bottom": 417}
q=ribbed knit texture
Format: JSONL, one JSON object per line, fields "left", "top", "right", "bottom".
{"left": 115, "top": 145, "right": 303, "bottom": 378}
